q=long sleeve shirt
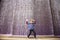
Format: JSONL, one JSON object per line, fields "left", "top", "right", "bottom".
{"left": 27, "top": 23, "right": 35, "bottom": 30}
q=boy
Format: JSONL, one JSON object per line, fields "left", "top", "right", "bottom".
{"left": 26, "top": 19, "right": 36, "bottom": 38}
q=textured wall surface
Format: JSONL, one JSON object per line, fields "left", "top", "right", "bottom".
{"left": 0, "top": 0, "right": 34, "bottom": 35}
{"left": 0, "top": 0, "right": 60, "bottom": 35}
{"left": 33, "top": 0, "right": 53, "bottom": 35}
{"left": 50, "top": 0, "right": 60, "bottom": 35}
{"left": 0, "top": 0, "right": 35, "bottom": 35}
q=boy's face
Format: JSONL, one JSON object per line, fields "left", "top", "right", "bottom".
{"left": 30, "top": 21, "right": 35, "bottom": 23}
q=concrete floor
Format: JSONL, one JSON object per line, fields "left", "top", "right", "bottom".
{"left": 0, "top": 38, "right": 60, "bottom": 40}
{"left": 0, "top": 35, "right": 60, "bottom": 40}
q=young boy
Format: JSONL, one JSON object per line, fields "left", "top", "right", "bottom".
{"left": 26, "top": 19, "right": 36, "bottom": 38}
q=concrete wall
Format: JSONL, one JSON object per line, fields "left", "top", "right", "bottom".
{"left": 0, "top": 0, "right": 60, "bottom": 35}
{"left": 50, "top": 0, "right": 60, "bottom": 35}
{"left": 33, "top": 0, "right": 53, "bottom": 35}
{"left": 0, "top": 0, "right": 35, "bottom": 35}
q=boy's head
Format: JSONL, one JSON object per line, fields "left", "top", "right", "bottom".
{"left": 30, "top": 19, "right": 35, "bottom": 23}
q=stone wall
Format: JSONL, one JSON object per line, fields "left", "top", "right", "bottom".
{"left": 33, "top": 0, "right": 53, "bottom": 35}
{"left": 0, "top": 0, "right": 60, "bottom": 35}
{"left": 0, "top": 0, "right": 35, "bottom": 35}
{"left": 50, "top": 0, "right": 60, "bottom": 35}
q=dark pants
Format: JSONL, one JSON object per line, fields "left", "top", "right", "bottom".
{"left": 28, "top": 29, "right": 36, "bottom": 38}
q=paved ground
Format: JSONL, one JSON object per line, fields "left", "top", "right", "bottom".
{"left": 0, "top": 35, "right": 60, "bottom": 40}
{"left": 0, "top": 37, "right": 60, "bottom": 40}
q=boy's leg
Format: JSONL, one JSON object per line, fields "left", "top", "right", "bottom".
{"left": 28, "top": 30, "right": 32, "bottom": 38}
{"left": 33, "top": 29, "right": 36, "bottom": 38}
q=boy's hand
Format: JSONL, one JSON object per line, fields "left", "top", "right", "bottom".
{"left": 26, "top": 19, "right": 28, "bottom": 24}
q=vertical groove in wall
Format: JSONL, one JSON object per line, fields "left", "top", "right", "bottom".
{"left": 49, "top": 0, "right": 55, "bottom": 35}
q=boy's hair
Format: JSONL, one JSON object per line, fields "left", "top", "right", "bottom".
{"left": 30, "top": 19, "right": 35, "bottom": 23}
